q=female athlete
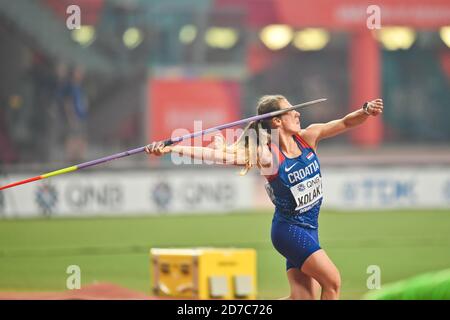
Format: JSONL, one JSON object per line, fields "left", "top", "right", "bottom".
{"left": 145, "top": 95, "right": 383, "bottom": 300}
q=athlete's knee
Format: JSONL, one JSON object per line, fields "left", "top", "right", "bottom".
{"left": 324, "top": 270, "right": 341, "bottom": 293}
{"left": 287, "top": 269, "right": 317, "bottom": 300}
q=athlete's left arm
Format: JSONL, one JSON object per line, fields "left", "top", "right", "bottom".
{"left": 301, "top": 99, "right": 383, "bottom": 149}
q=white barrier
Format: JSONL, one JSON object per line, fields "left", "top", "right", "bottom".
{"left": 0, "top": 169, "right": 254, "bottom": 218}
{"left": 1, "top": 167, "right": 449, "bottom": 218}
{"left": 253, "top": 167, "right": 450, "bottom": 210}
{"left": 321, "top": 167, "right": 450, "bottom": 210}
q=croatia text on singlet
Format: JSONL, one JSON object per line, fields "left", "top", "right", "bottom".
{"left": 264, "top": 134, "right": 323, "bottom": 229}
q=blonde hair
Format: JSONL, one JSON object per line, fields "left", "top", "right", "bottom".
{"left": 224, "top": 95, "right": 286, "bottom": 175}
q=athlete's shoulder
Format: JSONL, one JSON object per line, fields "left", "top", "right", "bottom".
{"left": 297, "top": 128, "right": 318, "bottom": 152}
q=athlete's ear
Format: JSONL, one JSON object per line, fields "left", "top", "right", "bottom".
{"left": 272, "top": 117, "right": 282, "bottom": 128}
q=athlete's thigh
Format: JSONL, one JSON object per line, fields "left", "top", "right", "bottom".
{"left": 271, "top": 220, "right": 321, "bottom": 269}
{"left": 300, "top": 249, "right": 340, "bottom": 287}
{"left": 287, "top": 267, "right": 320, "bottom": 299}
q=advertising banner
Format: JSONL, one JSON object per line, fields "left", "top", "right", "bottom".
{"left": 0, "top": 169, "right": 253, "bottom": 218}
{"left": 1, "top": 167, "right": 449, "bottom": 218}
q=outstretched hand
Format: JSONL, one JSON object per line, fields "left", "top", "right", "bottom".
{"left": 144, "top": 141, "right": 172, "bottom": 156}
{"left": 366, "top": 99, "right": 383, "bottom": 116}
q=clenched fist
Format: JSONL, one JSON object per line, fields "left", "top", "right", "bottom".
{"left": 365, "top": 99, "right": 383, "bottom": 116}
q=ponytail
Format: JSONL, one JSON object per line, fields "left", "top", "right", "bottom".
{"left": 222, "top": 94, "right": 286, "bottom": 175}
{"left": 222, "top": 120, "right": 270, "bottom": 176}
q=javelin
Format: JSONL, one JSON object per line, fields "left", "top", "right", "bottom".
{"left": 0, "top": 98, "right": 326, "bottom": 191}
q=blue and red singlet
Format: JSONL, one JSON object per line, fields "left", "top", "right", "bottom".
{"left": 264, "top": 134, "right": 323, "bottom": 269}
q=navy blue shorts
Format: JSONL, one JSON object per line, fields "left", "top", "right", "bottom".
{"left": 271, "top": 217, "right": 321, "bottom": 270}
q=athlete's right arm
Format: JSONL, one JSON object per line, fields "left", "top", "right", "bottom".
{"left": 145, "top": 138, "right": 273, "bottom": 168}
{"left": 145, "top": 141, "right": 248, "bottom": 166}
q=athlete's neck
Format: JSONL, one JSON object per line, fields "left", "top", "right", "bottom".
{"left": 279, "top": 132, "right": 301, "bottom": 158}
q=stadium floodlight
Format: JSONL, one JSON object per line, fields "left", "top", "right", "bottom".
{"left": 123, "top": 27, "right": 143, "bottom": 49}
{"left": 259, "top": 25, "right": 293, "bottom": 50}
{"left": 377, "top": 27, "right": 416, "bottom": 51}
{"left": 293, "top": 28, "right": 330, "bottom": 51}
{"left": 179, "top": 25, "right": 197, "bottom": 44}
{"left": 440, "top": 26, "right": 450, "bottom": 48}
{"left": 71, "top": 25, "right": 96, "bottom": 47}
{"left": 204, "top": 27, "right": 239, "bottom": 49}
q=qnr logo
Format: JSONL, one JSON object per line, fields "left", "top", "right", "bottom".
{"left": 344, "top": 179, "right": 416, "bottom": 205}
{"left": 35, "top": 184, "right": 58, "bottom": 216}
{"left": 65, "top": 184, "right": 124, "bottom": 209}
{"left": 182, "top": 182, "right": 235, "bottom": 207}
{"left": 152, "top": 182, "right": 173, "bottom": 211}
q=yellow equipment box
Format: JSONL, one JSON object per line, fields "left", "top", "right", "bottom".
{"left": 150, "top": 248, "right": 257, "bottom": 299}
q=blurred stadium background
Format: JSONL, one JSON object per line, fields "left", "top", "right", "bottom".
{"left": 0, "top": 0, "right": 450, "bottom": 300}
